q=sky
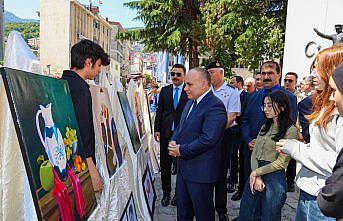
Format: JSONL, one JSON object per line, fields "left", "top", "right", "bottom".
{"left": 4, "top": 0, "right": 144, "bottom": 28}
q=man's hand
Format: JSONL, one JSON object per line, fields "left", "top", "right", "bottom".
{"left": 226, "top": 113, "right": 237, "bottom": 129}
{"left": 248, "top": 139, "right": 256, "bottom": 150}
{"left": 168, "top": 141, "right": 180, "bottom": 157}
{"left": 86, "top": 158, "right": 103, "bottom": 193}
{"left": 254, "top": 176, "right": 265, "bottom": 192}
{"left": 154, "top": 132, "right": 160, "bottom": 142}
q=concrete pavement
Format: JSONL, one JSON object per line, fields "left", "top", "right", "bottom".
{"left": 153, "top": 174, "right": 298, "bottom": 221}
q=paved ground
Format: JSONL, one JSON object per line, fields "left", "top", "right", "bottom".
{"left": 153, "top": 174, "right": 299, "bottom": 221}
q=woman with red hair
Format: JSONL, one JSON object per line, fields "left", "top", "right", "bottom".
{"left": 276, "top": 45, "right": 343, "bottom": 221}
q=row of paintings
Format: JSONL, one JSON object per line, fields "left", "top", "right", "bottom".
{"left": 1, "top": 68, "right": 156, "bottom": 220}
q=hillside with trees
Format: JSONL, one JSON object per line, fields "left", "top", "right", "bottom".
{"left": 4, "top": 22, "right": 40, "bottom": 42}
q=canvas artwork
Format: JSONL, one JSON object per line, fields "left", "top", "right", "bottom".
{"left": 1, "top": 68, "right": 96, "bottom": 220}
{"left": 89, "top": 85, "right": 124, "bottom": 178}
{"left": 145, "top": 93, "right": 153, "bottom": 133}
{"left": 146, "top": 152, "right": 155, "bottom": 182}
{"left": 119, "top": 193, "right": 138, "bottom": 221}
{"left": 132, "top": 89, "right": 146, "bottom": 138}
{"left": 142, "top": 166, "right": 156, "bottom": 219}
{"left": 117, "top": 92, "right": 141, "bottom": 154}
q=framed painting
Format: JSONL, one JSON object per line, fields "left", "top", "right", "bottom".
{"left": 119, "top": 193, "right": 138, "bottom": 221}
{"left": 1, "top": 67, "right": 97, "bottom": 220}
{"left": 145, "top": 93, "right": 153, "bottom": 134}
{"left": 132, "top": 89, "right": 146, "bottom": 138}
{"left": 117, "top": 92, "right": 141, "bottom": 154}
{"left": 142, "top": 166, "right": 156, "bottom": 219}
{"left": 89, "top": 85, "right": 124, "bottom": 178}
{"left": 146, "top": 151, "right": 155, "bottom": 183}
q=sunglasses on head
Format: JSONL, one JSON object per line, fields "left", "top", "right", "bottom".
{"left": 170, "top": 72, "right": 182, "bottom": 77}
{"left": 284, "top": 79, "right": 294, "bottom": 83}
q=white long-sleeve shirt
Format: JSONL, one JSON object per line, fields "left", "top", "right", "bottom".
{"left": 282, "top": 110, "right": 343, "bottom": 196}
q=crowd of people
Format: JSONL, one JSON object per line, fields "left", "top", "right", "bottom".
{"left": 61, "top": 39, "right": 343, "bottom": 221}
{"left": 152, "top": 44, "right": 343, "bottom": 221}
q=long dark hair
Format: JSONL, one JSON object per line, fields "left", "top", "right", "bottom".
{"left": 260, "top": 90, "right": 293, "bottom": 141}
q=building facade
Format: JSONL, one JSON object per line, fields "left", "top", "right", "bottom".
{"left": 108, "top": 21, "right": 131, "bottom": 83}
{"left": 40, "top": 0, "right": 111, "bottom": 75}
{"left": 28, "top": 37, "right": 40, "bottom": 50}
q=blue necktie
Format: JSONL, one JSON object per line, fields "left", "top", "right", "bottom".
{"left": 173, "top": 87, "right": 179, "bottom": 110}
{"left": 172, "top": 87, "right": 179, "bottom": 131}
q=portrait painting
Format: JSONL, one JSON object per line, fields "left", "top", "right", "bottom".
{"left": 119, "top": 193, "right": 138, "bottom": 221}
{"left": 117, "top": 92, "right": 141, "bottom": 154}
{"left": 90, "top": 85, "right": 123, "bottom": 178}
{"left": 132, "top": 90, "right": 146, "bottom": 138}
{"left": 142, "top": 166, "right": 156, "bottom": 218}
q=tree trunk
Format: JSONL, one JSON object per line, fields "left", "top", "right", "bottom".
{"left": 188, "top": 38, "right": 199, "bottom": 69}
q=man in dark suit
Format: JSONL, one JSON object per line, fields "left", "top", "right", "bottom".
{"left": 154, "top": 64, "right": 188, "bottom": 207}
{"left": 241, "top": 61, "right": 298, "bottom": 191}
{"left": 230, "top": 75, "right": 250, "bottom": 201}
{"left": 168, "top": 68, "right": 227, "bottom": 221}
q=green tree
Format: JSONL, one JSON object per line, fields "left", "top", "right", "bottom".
{"left": 201, "top": 0, "right": 287, "bottom": 72}
{"left": 121, "top": 0, "right": 288, "bottom": 72}
{"left": 118, "top": 0, "right": 203, "bottom": 68}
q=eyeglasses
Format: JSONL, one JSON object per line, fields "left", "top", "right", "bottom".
{"left": 170, "top": 72, "right": 182, "bottom": 77}
{"left": 283, "top": 79, "right": 294, "bottom": 83}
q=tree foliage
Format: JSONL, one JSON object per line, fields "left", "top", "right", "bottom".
{"left": 5, "top": 22, "right": 40, "bottom": 42}
{"left": 201, "top": 0, "right": 287, "bottom": 72}
{"left": 120, "top": 0, "right": 288, "bottom": 72}
{"left": 118, "top": 0, "right": 203, "bottom": 68}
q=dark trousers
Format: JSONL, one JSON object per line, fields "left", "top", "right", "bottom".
{"left": 227, "top": 126, "right": 241, "bottom": 185}
{"left": 215, "top": 127, "right": 239, "bottom": 214}
{"left": 177, "top": 174, "right": 215, "bottom": 221}
{"left": 160, "top": 135, "right": 174, "bottom": 193}
{"left": 286, "top": 158, "right": 296, "bottom": 186}
{"left": 238, "top": 161, "right": 287, "bottom": 221}
{"left": 237, "top": 142, "right": 247, "bottom": 193}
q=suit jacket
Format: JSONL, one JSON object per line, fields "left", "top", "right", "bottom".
{"left": 298, "top": 95, "right": 313, "bottom": 143}
{"left": 171, "top": 91, "right": 227, "bottom": 183}
{"left": 154, "top": 84, "right": 188, "bottom": 139}
{"left": 317, "top": 146, "right": 343, "bottom": 218}
{"left": 236, "top": 90, "right": 250, "bottom": 126}
{"left": 241, "top": 86, "right": 298, "bottom": 144}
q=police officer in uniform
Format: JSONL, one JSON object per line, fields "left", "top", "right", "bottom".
{"left": 207, "top": 61, "right": 241, "bottom": 221}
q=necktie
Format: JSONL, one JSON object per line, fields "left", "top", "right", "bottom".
{"left": 172, "top": 87, "right": 179, "bottom": 131}
{"left": 173, "top": 87, "right": 179, "bottom": 109}
{"left": 187, "top": 100, "right": 198, "bottom": 119}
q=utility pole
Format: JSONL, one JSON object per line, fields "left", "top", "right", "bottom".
{"left": 0, "top": 0, "right": 4, "bottom": 61}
